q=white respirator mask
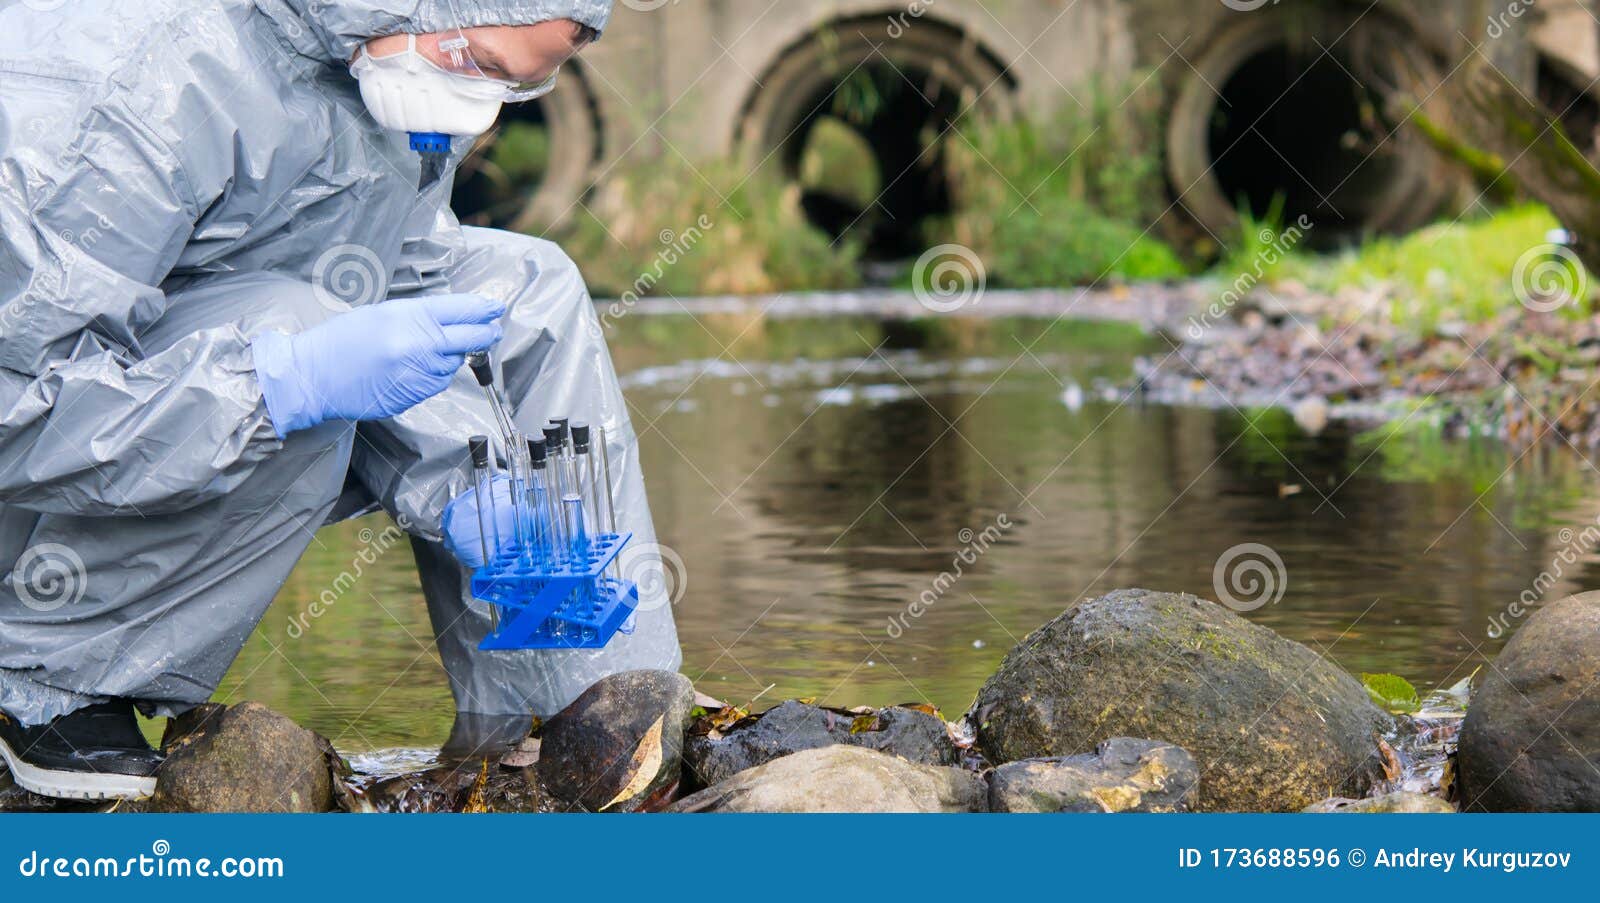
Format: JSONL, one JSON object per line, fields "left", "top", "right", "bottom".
{"left": 350, "top": 33, "right": 559, "bottom": 149}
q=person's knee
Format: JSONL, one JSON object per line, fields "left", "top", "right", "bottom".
{"left": 460, "top": 227, "right": 588, "bottom": 310}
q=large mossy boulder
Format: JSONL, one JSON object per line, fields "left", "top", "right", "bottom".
{"left": 987, "top": 738, "right": 1199, "bottom": 812}
{"left": 149, "top": 702, "right": 340, "bottom": 813}
{"left": 968, "top": 588, "right": 1392, "bottom": 812}
{"left": 537, "top": 669, "right": 695, "bottom": 812}
{"left": 1459, "top": 592, "right": 1600, "bottom": 812}
{"left": 683, "top": 699, "right": 956, "bottom": 789}
{"left": 672, "top": 745, "right": 985, "bottom": 813}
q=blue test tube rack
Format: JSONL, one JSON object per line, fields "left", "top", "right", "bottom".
{"left": 471, "top": 532, "right": 639, "bottom": 650}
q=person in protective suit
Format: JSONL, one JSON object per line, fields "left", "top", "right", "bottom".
{"left": 0, "top": 0, "right": 679, "bottom": 801}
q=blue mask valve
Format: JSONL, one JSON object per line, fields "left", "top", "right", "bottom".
{"left": 408, "top": 132, "right": 451, "bottom": 155}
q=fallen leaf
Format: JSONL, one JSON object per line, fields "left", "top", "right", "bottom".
{"left": 600, "top": 715, "right": 665, "bottom": 811}
{"left": 849, "top": 714, "right": 883, "bottom": 734}
{"left": 1377, "top": 737, "right": 1402, "bottom": 783}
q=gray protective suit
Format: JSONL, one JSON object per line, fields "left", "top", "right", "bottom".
{"left": 0, "top": 0, "right": 679, "bottom": 727}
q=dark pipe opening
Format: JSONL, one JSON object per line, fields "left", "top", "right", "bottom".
{"left": 453, "top": 102, "right": 550, "bottom": 229}
{"left": 1208, "top": 44, "right": 1398, "bottom": 244}
{"left": 788, "top": 64, "right": 965, "bottom": 262}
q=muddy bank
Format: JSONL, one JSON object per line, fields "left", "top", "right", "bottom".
{"left": 11, "top": 585, "right": 1585, "bottom": 814}
{"left": 1132, "top": 281, "right": 1600, "bottom": 446}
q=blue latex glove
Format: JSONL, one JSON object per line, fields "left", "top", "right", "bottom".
{"left": 442, "top": 475, "right": 518, "bottom": 569}
{"left": 251, "top": 293, "right": 506, "bottom": 437}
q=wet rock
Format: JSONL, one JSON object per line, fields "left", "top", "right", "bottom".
{"left": 537, "top": 669, "right": 694, "bottom": 812}
{"left": 361, "top": 762, "right": 554, "bottom": 813}
{"left": 1459, "top": 592, "right": 1600, "bottom": 812}
{"left": 969, "top": 588, "right": 1392, "bottom": 812}
{"left": 986, "top": 738, "right": 1199, "bottom": 813}
{"left": 672, "top": 746, "right": 985, "bottom": 813}
{"left": 1304, "top": 791, "right": 1455, "bottom": 813}
{"left": 148, "top": 702, "right": 340, "bottom": 813}
{"left": 683, "top": 699, "right": 957, "bottom": 789}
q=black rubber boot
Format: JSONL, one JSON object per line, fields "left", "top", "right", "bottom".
{"left": 0, "top": 700, "right": 162, "bottom": 800}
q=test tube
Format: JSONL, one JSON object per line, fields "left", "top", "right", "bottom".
{"left": 507, "top": 430, "right": 532, "bottom": 564}
{"left": 469, "top": 436, "right": 501, "bottom": 633}
{"left": 468, "top": 436, "right": 497, "bottom": 567}
{"left": 596, "top": 425, "right": 620, "bottom": 585}
{"left": 542, "top": 424, "right": 569, "bottom": 561}
{"left": 467, "top": 352, "right": 517, "bottom": 452}
{"left": 526, "top": 437, "right": 552, "bottom": 566}
{"left": 572, "top": 423, "right": 601, "bottom": 539}
{"left": 567, "top": 425, "right": 592, "bottom": 558}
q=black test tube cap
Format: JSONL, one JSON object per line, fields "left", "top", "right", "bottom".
{"left": 527, "top": 437, "right": 548, "bottom": 469}
{"left": 542, "top": 424, "right": 562, "bottom": 448}
{"left": 468, "top": 435, "right": 491, "bottom": 468}
{"left": 467, "top": 353, "right": 494, "bottom": 388}
{"left": 571, "top": 422, "right": 590, "bottom": 454}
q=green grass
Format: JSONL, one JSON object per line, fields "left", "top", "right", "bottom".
{"left": 561, "top": 158, "right": 861, "bottom": 299}
{"left": 932, "top": 76, "right": 1192, "bottom": 287}
{"left": 1274, "top": 204, "right": 1574, "bottom": 331}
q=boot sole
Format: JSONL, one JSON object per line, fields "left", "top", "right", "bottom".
{"left": 0, "top": 734, "right": 156, "bottom": 801}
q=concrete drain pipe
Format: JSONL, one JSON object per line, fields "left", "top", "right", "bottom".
{"left": 1165, "top": 8, "right": 1455, "bottom": 246}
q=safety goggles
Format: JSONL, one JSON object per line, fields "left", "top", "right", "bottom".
{"left": 432, "top": 0, "right": 563, "bottom": 103}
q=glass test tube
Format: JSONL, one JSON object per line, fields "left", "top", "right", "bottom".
{"left": 596, "top": 425, "right": 620, "bottom": 582}
{"left": 468, "top": 435, "right": 500, "bottom": 633}
{"left": 468, "top": 436, "right": 497, "bottom": 566}
{"left": 526, "top": 437, "right": 552, "bottom": 566}
{"left": 467, "top": 353, "right": 517, "bottom": 447}
{"left": 542, "top": 424, "right": 570, "bottom": 563}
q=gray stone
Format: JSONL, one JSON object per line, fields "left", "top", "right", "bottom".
{"left": 684, "top": 699, "right": 957, "bottom": 789}
{"left": 1303, "top": 791, "right": 1455, "bottom": 813}
{"left": 968, "top": 588, "right": 1392, "bottom": 812}
{"left": 1459, "top": 592, "right": 1600, "bottom": 812}
{"left": 987, "top": 738, "right": 1200, "bottom": 812}
{"left": 148, "top": 702, "right": 339, "bottom": 813}
{"left": 537, "top": 669, "right": 695, "bottom": 812}
{"left": 672, "top": 745, "right": 986, "bottom": 813}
